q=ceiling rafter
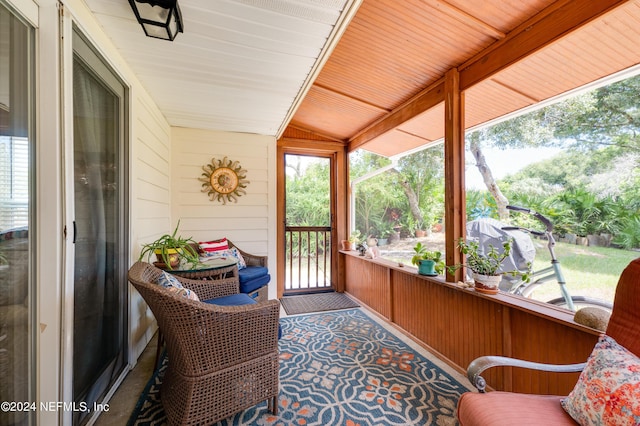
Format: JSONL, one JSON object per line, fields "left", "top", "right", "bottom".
{"left": 490, "top": 78, "right": 541, "bottom": 103}
{"left": 312, "top": 84, "right": 389, "bottom": 113}
{"left": 427, "top": 0, "right": 506, "bottom": 40}
{"left": 346, "top": 0, "right": 630, "bottom": 152}
{"left": 285, "top": 124, "right": 347, "bottom": 143}
{"left": 458, "top": 0, "right": 629, "bottom": 89}
{"left": 349, "top": 79, "right": 445, "bottom": 151}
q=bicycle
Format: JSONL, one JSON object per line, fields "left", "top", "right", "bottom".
{"left": 499, "top": 205, "right": 613, "bottom": 312}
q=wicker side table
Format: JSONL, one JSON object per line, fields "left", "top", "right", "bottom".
{"left": 167, "top": 258, "right": 238, "bottom": 280}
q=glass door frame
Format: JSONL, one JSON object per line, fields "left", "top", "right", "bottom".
{"left": 283, "top": 153, "right": 335, "bottom": 294}
{"left": 60, "top": 16, "right": 130, "bottom": 425}
{"left": 276, "top": 141, "right": 349, "bottom": 299}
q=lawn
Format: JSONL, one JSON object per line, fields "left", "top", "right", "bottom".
{"left": 527, "top": 240, "right": 639, "bottom": 305}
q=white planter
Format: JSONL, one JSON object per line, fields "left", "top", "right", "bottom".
{"left": 473, "top": 272, "right": 501, "bottom": 294}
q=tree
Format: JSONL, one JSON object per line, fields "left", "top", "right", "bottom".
{"left": 391, "top": 146, "right": 444, "bottom": 231}
{"left": 468, "top": 74, "right": 640, "bottom": 213}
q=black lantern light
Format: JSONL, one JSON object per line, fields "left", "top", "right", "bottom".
{"left": 128, "top": 0, "right": 184, "bottom": 41}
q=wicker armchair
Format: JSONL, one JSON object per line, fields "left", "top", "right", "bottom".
{"left": 128, "top": 261, "right": 280, "bottom": 425}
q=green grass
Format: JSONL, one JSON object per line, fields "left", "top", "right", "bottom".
{"left": 527, "top": 240, "right": 639, "bottom": 304}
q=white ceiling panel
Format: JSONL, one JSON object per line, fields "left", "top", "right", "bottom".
{"left": 83, "top": 0, "right": 361, "bottom": 135}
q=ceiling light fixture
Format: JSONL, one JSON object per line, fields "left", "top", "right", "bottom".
{"left": 128, "top": 0, "right": 183, "bottom": 41}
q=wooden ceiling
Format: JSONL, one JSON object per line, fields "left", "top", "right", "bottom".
{"left": 284, "top": 0, "right": 640, "bottom": 157}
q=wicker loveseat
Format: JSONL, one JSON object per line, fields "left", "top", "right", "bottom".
{"left": 457, "top": 257, "right": 640, "bottom": 425}
{"left": 128, "top": 261, "right": 280, "bottom": 425}
{"left": 226, "top": 240, "right": 270, "bottom": 301}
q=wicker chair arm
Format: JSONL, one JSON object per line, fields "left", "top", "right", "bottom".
{"left": 467, "top": 356, "right": 586, "bottom": 393}
{"left": 228, "top": 240, "right": 267, "bottom": 267}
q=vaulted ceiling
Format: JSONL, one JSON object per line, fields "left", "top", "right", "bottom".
{"left": 285, "top": 0, "right": 640, "bottom": 157}
{"left": 85, "top": 0, "right": 640, "bottom": 158}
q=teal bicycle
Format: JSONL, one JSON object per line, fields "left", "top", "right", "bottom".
{"left": 500, "top": 205, "right": 612, "bottom": 312}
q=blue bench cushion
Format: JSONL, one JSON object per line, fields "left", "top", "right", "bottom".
{"left": 238, "top": 266, "right": 269, "bottom": 283}
{"left": 238, "top": 266, "right": 270, "bottom": 294}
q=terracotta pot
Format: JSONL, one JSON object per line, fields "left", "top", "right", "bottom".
{"left": 341, "top": 240, "right": 354, "bottom": 251}
{"left": 415, "top": 229, "right": 427, "bottom": 238}
{"left": 473, "top": 272, "right": 501, "bottom": 294}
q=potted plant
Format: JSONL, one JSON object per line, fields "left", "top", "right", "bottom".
{"left": 138, "top": 220, "right": 201, "bottom": 270}
{"left": 341, "top": 230, "right": 361, "bottom": 251}
{"left": 411, "top": 242, "right": 444, "bottom": 276}
{"left": 448, "top": 238, "right": 530, "bottom": 294}
{"left": 415, "top": 220, "right": 427, "bottom": 238}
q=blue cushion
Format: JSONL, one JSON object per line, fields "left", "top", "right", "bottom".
{"left": 238, "top": 266, "right": 269, "bottom": 284}
{"left": 239, "top": 274, "right": 271, "bottom": 294}
{"left": 204, "top": 293, "right": 256, "bottom": 306}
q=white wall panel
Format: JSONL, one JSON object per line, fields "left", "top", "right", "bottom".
{"left": 171, "top": 127, "right": 277, "bottom": 297}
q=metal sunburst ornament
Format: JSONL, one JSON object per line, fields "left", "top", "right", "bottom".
{"left": 198, "top": 156, "right": 249, "bottom": 204}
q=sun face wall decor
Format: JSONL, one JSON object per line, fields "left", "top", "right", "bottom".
{"left": 199, "top": 156, "right": 249, "bottom": 204}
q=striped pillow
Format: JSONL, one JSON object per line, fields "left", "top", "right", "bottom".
{"left": 199, "top": 238, "right": 229, "bottom": 253}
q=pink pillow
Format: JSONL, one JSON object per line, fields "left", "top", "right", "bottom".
{"left": 198, "top": 238, "right": 228, "bottom": 253}
{"left": 561, "top": 335, "right": 640, "bottom": 426}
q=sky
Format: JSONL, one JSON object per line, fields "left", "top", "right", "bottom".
{"left": 465, "top": 146, "right": 562, "bottom": 189}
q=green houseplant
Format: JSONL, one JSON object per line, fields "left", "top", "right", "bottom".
{"left": 411, "top": 242, "right": 444, "bottom": 276}
{"left": 448, "top": 238, "right": 530, "bottom": 294}
{"left": 341, "top": 231, "right": 361, "bottom": 251}
{"left": 138, "top": 221, "right": 201, "bottom": 270}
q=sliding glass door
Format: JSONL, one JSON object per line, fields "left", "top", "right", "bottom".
{"left": 0, "top": 3, "right": 34, "bottom": 425}
{"left": 71, "top": 29, "right": 128, "bottom": 424}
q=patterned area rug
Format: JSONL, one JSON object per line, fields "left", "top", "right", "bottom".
{"left": 280, "top": 292, "right": 360, "bottom": 315}
{"left": 128, "top": 309, "right": 471, "bottom": 425}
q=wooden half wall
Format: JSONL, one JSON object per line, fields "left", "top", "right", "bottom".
{"left": 343, "top": 251, "right": 601, "bottom": 395}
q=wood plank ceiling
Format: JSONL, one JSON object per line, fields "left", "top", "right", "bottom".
{"left": 285, "top": 0, "right": 640, "bottom": 158}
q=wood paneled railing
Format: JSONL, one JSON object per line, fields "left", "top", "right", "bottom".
{"left": 285, "top": 226, "right": 333, "bottom": 293}
{"left": 342, "top": 251, "right": 601, "bottom": 395}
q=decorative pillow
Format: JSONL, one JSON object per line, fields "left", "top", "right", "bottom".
{"left": 230, "top": 247, "right": 247, "bottom": 270}
{"left": 200, "top": 247, "right": 247, "bottom": 270}
{"left": 198, "top": 238, "right": 228, "bottom": 253}
{"left": 156, "top": 271, "right": 199, "bottom": 301}
{"left": 561, "top": 335, "right": 640, "bottom": 426}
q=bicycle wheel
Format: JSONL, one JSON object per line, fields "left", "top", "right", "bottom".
{"left": 547, "top": 296, "right": 613, "bottom": 312}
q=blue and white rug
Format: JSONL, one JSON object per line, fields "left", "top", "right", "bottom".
{"left": 128, "top": 309, "right": 471, "bottom": 425}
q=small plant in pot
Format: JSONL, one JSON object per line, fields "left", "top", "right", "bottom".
{"left": 138, "top": 221, "right": 201, "bottom": 270}
{"left": 342, "top": 230, "right": 361, "bottom": 251}
{"left": 448, "top": 238, "right": 530, "bottom": 294}
{"left": 411, "top": 242, "right": 444, "bottom": 276}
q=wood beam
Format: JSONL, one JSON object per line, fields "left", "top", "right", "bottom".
{"left": 443, "top": 69, "right": 465, "bottom": 284}
{"left": 346, "top": 0, "right": 628, "bottom": 155}
{"left": 349, "top": 79, "right": 445, "bottom": 151}
{"left": 459, "top": 0, "right": 630, "bottom": 90}
{"left": 430, "top": 0, "right": 505, "bottom": 40}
